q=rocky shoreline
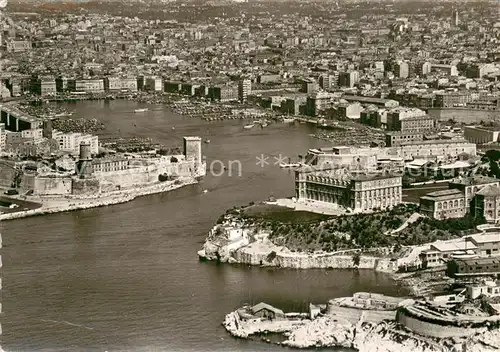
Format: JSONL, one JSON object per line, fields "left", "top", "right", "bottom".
{"left": 0, "top": 178, "right": 197, "bottom": 221}
{"left": 222, "top": 305, "right": 500, "bottom": 351}
{"left": 198, "top": 227, "right": 397, "bottom": 272}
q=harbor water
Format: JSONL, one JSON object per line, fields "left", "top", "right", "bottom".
{"left": 1, "top": 100, "right": 408, "bottom": 351}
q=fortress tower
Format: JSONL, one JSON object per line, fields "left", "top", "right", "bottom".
{"left": 183, "top": 136, "right": 203, "bottom": 175}
{"left": 76, "top": 142, "right": 93, "bottom": 179}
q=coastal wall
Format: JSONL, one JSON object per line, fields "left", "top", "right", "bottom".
{"left": 72, "top": 178, "right": 100, "bottom": 195}
{"left": 21, "top": 174, "right": 35, "bottom": 191}
{"left": 34, "top": 176, "right": 72, "bottom": 195}
{"left": 95, "top": 160, "right": 197, "bottom": 190}
{"left": 97, "top": 166, "right": 157, "bottom": 188}
{"left": 395, "top": 309, "right": 486, "bottom": 339}
{"left": 228, "top": 244, "right": 397, "bottom": 271}
{"left": 0, "top": 160, "right": 16, "bottom": 188}
{"left": 0, "top": 178, "right": 198, "bottom": 221}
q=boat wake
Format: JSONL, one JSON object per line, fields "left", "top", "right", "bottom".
{"left": 39, "top": 318, "right": 94, "bottom": 330}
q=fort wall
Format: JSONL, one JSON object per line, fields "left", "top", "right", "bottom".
{"left": 0, "top": 160, "right": 16, "bottom": 188}
{"left": 34, "top": 176, "right": 72, "bottom": 195}
{"left": 72, "top": 178, "right": 100, "bottom": 195}
{"left": 396, "top": 309, "right": 488, "bottom": 339}
{"left": 95, "top": 160, "right": 197, "bottom": 190}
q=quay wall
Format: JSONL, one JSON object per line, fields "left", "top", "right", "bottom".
{"left": 395, "top": 309, "right": 486, "bottom": 339}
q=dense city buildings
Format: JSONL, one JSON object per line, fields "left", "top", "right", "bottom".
{"left": 2, "top": 1, "right": 500, "bottom": 351}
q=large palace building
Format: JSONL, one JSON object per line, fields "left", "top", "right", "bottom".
{"left": 295, "top": 167, "right": 402, "bottom": 212}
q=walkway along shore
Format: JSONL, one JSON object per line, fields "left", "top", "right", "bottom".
{"left": 0, "top": 178, "right": 197, "bottom": 221}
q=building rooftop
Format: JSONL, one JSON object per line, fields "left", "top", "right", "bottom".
{"left": 450, "top": 175, "right": 499, "bottom": 186}
{"left": 476, "top": 184, "right": 500, "bottom": 197}
{"left": 303, "top": 167, "right": 400, "bottom": 182}
{"left": 465, "top": 125, "right": 500, "bottom": 132}
{"left": 420, "top": 189, "right": 464, "bottom": 201}
{"left": 341, "top": 94, "right": 397, "bottom": 105}
{"left": 467, "top": 233, "right": 500, "bottom": 244}
{"left": 251, "top": 302, "right": 284, "bottom": 316}
{"left": 452, "top": 257, "right": 500, "bottom": 266}
{"left": 398, "top": 138, "right": 470, "bottom": 146}
{"left": 430, "top": 240, "right": 477, "bottom": 253}
{"left": 92, "top": 156, "right": 128, "bottom": 164}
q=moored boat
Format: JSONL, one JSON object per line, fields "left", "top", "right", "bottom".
{"left": 134, "top": 108, "right": 149, "bottom": 113}
{"left": 279, "top": 163, "right": 300, "bottom": 168}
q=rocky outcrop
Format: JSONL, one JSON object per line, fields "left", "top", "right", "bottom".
{"left": 222, "top": 310, "right": 307, "bottom": 339}
{"left": 353, "top": 323, "right": 444, "bottom": 352}
{"left": 465, "top": 329, "right": 500, "bottom": 351}
{"left": 281, "top": 316, "right": 355, "bottom": 349}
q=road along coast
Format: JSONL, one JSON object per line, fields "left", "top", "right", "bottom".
{"left": 0, "top": 177, "right": 197, "bottom": 221}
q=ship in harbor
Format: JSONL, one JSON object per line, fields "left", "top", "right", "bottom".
{"left": 279, "top": 162, "right": 300, "bottom": 169}
{"left": 134, "top": 108, "right": 149, "bottom": 113}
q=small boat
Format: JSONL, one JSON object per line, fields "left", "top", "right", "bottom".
{"left": 54, "top": 112, "right": 73, "bottom": 117}
{"left": 172, "top": 127, "right": 175, "bottom": 130}
{"left": 283, "top": 118, "right": 295, "bottom": 123}
{"left": 279, "top": 163, "right": 300, "bottom": 168}
{"left": 203, "top": 189, "right": 208, "bottom": 194}
{"left": 204, "top": 139, "right": 210, "bottom": 144}
{"left": 134, "top": 108, "right": 148, "bottom": 113}
{"left": 244, "top": 124, "right": 255, "bottom": 129}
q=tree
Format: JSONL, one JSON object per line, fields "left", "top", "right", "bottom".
{"left": 486, "top": 150, "right": 500, "bottom": 162}
{"left": 490, "top": 160, "right": 500, "bottom": 178}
